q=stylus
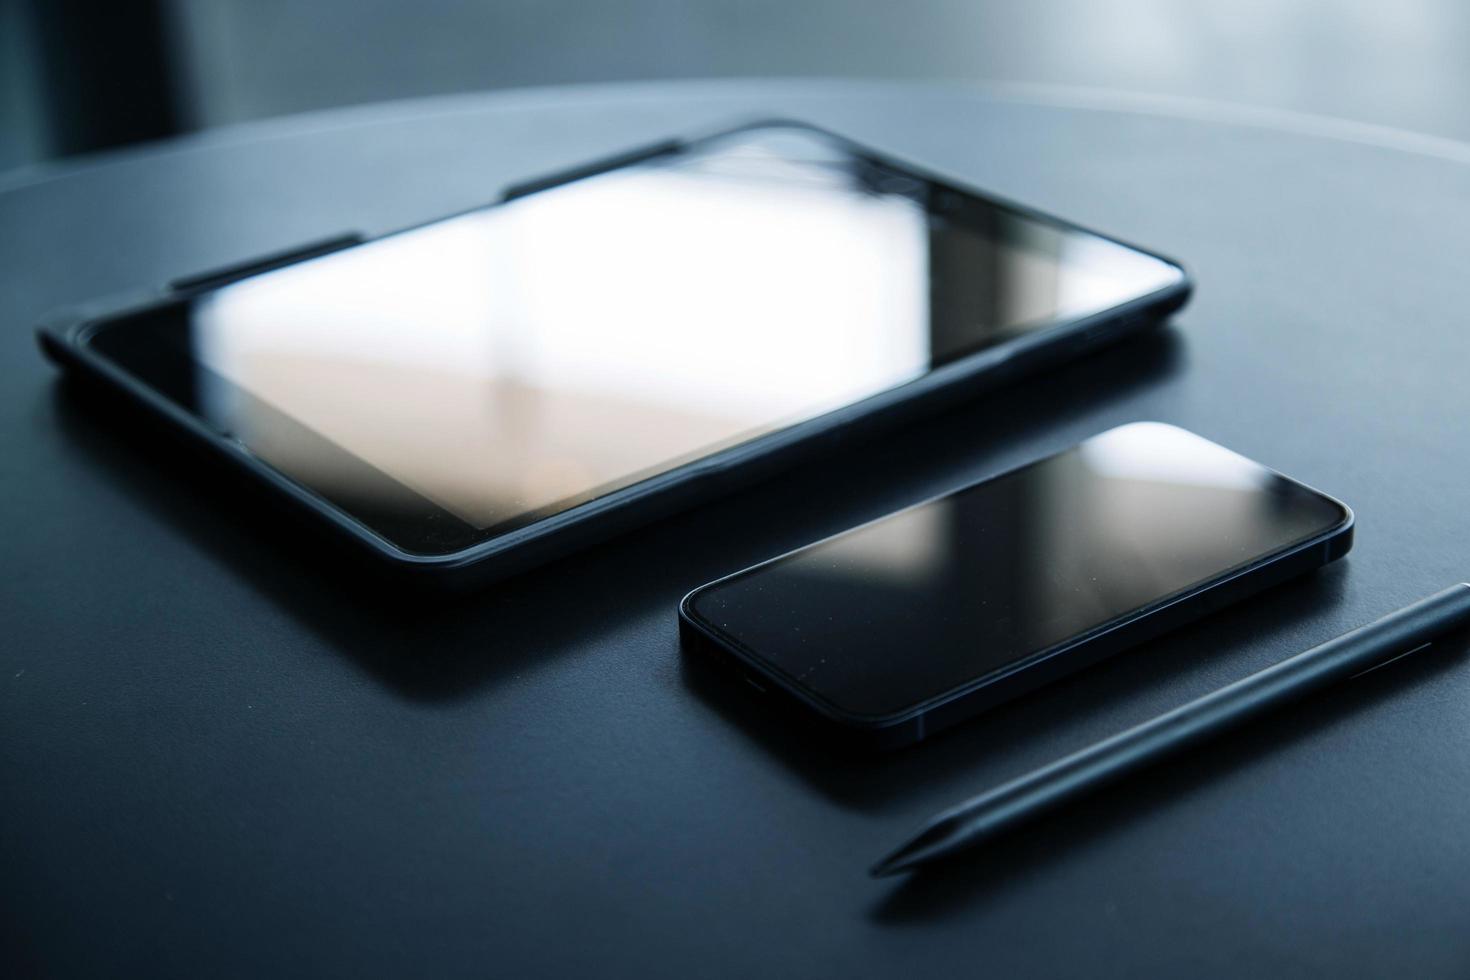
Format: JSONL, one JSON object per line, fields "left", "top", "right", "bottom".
{"left": 871, "top": 583, "right": 1470, "bottom": 878}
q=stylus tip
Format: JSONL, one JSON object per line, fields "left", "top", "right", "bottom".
{"left": 868, "top": 839, "right": 936, "bottom": 878}
{"left": 870, "top": 815, "right": 965, "bottom": 877}
{"left": 869, "top": 857, "right": 908, "bottom": 878}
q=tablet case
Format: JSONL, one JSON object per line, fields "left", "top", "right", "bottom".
{"left": 36, "top": 121, "right": 1193, "bottom": 593}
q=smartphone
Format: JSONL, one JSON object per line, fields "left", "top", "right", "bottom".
{"left": 39, "top": 121, "right": 1190, "bottom": 591}
{"left": 679, "top": 423, "right": 1353, "bottom": 748}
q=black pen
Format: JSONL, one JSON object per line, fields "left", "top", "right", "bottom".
{"left": 871, "top": 583, "right": 1470, "bottom": 878}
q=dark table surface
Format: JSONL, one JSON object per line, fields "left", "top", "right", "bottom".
{"left": 5, "top": 80, "right": 1470, "bottom": 978}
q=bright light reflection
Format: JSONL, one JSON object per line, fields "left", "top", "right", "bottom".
{"left": 194, "top": 155, "right": 929, "bottom": 527}
{"left": 186, "top": 133, "right": 1181, "bottom": 534}
{"left": 1077, "top": 422, "right": 1268, "bottom": 491}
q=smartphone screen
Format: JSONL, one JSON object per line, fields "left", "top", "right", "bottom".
{"left": 682, "top": 423, "right": 1351, "bottom": 725}
{"left": 84, "top": 125, "right": 1184, "bottom": 555}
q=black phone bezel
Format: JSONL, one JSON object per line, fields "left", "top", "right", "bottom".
{"left": 678, "top": 424, "right": 1355, "bottom": 749}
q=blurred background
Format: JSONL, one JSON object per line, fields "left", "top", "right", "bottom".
{"left": 4, "top": 0, "right": 1468, "bottom": 176}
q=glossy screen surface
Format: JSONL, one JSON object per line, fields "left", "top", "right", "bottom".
{"left": 89, "top": 127, "right": 1183, "bottom": 549}
{"left": 684, "top": 424, "right": 1349, "bottom": 719}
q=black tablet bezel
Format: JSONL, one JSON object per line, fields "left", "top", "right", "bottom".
{"left": 42, "top": 120, "right": 1193, "bottom": 587}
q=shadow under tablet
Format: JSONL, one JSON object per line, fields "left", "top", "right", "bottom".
{"left": 53, "top": 326, "right": 1183, "bottom": 702}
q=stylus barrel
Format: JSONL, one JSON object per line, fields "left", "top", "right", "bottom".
{"left": 872, "top": 583, "right": 1470, "bottom": 877}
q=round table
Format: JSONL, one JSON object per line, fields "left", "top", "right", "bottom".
{"left": 5, "top": 80, "right": 1470, "bottom": 978}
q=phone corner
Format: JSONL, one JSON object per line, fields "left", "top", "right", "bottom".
{"left": 1325, "top": 508, "right": 1355, "bottom": 561}
{"left": 676, "top": 585, "right": 705, "bottom": 624}
{"left": 675, "top": 599, "right": 703, "bottom": 647}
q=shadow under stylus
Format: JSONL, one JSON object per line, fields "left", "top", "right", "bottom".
{"left": 866, "top": 624, "right": 1469, "bottom": 925}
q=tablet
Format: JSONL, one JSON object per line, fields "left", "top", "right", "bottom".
{"left": 39, "top": 121, "right": 1190, "bottom": 590}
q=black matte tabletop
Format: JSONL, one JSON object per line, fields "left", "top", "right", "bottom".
{"left": 5, "top": 81, "right": 1470, "bottom": 978}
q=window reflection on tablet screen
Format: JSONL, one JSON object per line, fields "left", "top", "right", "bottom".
{"left": 186, "top": 131, "right": 1182, "bottom": 533}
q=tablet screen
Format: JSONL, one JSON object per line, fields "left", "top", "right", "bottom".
{"left": 85, "top": 126, "right": 1184, "bottom": 552}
